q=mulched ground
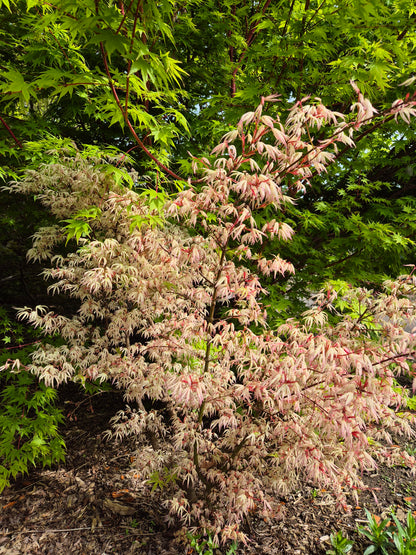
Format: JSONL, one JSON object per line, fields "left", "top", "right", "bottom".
{"left": 1, "top": 386, "right": 416, "bottom": 555}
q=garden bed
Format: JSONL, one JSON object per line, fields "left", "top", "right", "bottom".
{"left": 1, "top": 387, "right": 415, "bottom": 555}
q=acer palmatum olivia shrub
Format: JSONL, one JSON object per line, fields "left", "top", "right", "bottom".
{"left": 3, "top": 87, "right": 416, "bottom": 545}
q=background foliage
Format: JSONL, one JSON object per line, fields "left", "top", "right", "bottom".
{"left": 0, "top": 308, "right": 65, "bottom": 492}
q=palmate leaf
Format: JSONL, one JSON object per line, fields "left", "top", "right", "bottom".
{"left": 160, "top": 51, "right": 188, "bottom": 85}
{"left": 90, "top": 29, "right": 129, "bottom": 58}
{"left": 62, "top": 206, "right": 101, "bottom": 244}
{"left": 169, "top": 109, "right": 190, "bottom": 133}
{"left": 128, "top": 57, "right": 154, "bottom": 82}
{"left": 103, "top": 166, "right": 134, "bottom": 188}
{"left": 33, "top": 69, "right": 72, "bottom": 90}
{"left": 128, "top": 106, "right": 157, "bottom": 129}
{"left": 35, "top": 71, "right": 100, "bottom": 101}
{"left": 128, "top": 213, "right": 164, "bottom": 232}
{"left": 128, "top": 51, "right": 186, "bottom": 89}
{"left": 109, "top": 109, "right": 126, "bottom": 128}
{"left": 367, "top": 62, "right": 395, "bottom": 91}
{"left": 62, "top": 219, "right": 92, "bottom": 243}
{"left": 151, "top": 124, "right": 178, "bottom": 148}
{"left": 30, "top": 434, "right": 46, "bottom": 449}
{"left": 0, "top": 69, "right": 36, "bottom": 103}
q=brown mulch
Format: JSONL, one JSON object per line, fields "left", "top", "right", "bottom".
{"left": 1, "top": 387, "right": 416, "bottom": 555}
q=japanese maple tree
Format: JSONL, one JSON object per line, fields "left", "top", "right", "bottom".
{"left": 4, "top": 86, "right": 416, "bottom": 544}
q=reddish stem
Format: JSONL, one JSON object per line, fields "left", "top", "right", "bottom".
{"left": 3, "top": 340, "right": 41, "bottom": 351}
{"left": 374, "top": 351, "right": 416, "bottom": 367}
{"left": 230, "top": 0, "right": 272, "bottom": 96}
{"left": 0, "top": 116, "right": 23, "bottom": 148}
{"left": 99, "top": 43, "right": 183, "bottom": 181}
{"left": 116, "top": 0, "right": 135, "bottom": 34}
{"left": 125, "top": 0, "right": 142, "bottom": 115}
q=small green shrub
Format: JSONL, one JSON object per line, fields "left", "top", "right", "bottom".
{"left": 186, "top": 532, "right": 238, "bottom": 555}
{"left": 187, "top": 532, "right": 219, "bottom": 555}
{"left": 387, "top": 511, "right": 416, "bottom": 555}
{"left": 357, "top": 508, "right": 416, "bottom": 555}
{"left": 358, "top": 509, "right": 392, "bottom": 554}
{"left": 326, "top": 530, "right": 354, "bottom": 555}
{"left": 0, "top": 309, "right": 65, "bottom": 492}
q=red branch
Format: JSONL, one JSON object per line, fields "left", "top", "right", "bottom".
{"left": 374, "top": 351, "right": 416, "bottom": 367}
{"left": 116, "top": 0, "right": 135, "bottom": 34}
{"left": 276, "top": 105, "right": 411, "bottom": 186}
{"left": 3, "top": 340, "right": 41, "bottom": 351}
{"left": 124, "top": 0, "right": 142, "bottom": 114}
{"left": 99, "top": 42, "right": 183, "bottom": 181}
{"left": 245, "top": 0, "right": 272, "bottom": 47}
{"left": 0, "top": 116, "right": 23, "bottom": 148}
{"left": 230, "top": 0, "right": 272, "bottom": 96}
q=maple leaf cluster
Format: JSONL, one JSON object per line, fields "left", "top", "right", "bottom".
{"left": 3, "top": 86, "right": 416, "bottom": 544}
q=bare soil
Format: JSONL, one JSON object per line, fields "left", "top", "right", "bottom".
{"left": 1, "top": 386, "right": 416, "bottom": 555}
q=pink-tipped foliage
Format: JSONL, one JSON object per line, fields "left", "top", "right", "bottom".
{"left": 4, "top": 88, "right": 416, "bottom": 544}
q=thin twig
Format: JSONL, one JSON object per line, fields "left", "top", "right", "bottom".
{"left": 124, "top": 0, "right": 142, "bottom": 114}
{"left": 0, "top": 116, "right": 23, "bottom": 148}
{"left": 2, "top": 526, "right": 105, "bottom": 535}
{"left": 115, "top": 0, "right": 135, "bottom": 34}
{"left": 2, "top": 340, "right": 42, "bottom": 350}
{"left": 1, "top": 525, "right": 158, "bottom": 535}
{"left": 374, "top": 350, "right": 416, "bottom": 366}
{"left": 230, "top": 0, "right": 273, "bottom": 93}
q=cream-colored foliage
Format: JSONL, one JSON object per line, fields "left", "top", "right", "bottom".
{"left": 4, "top": 90, "right": 416, "bottom": 544}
